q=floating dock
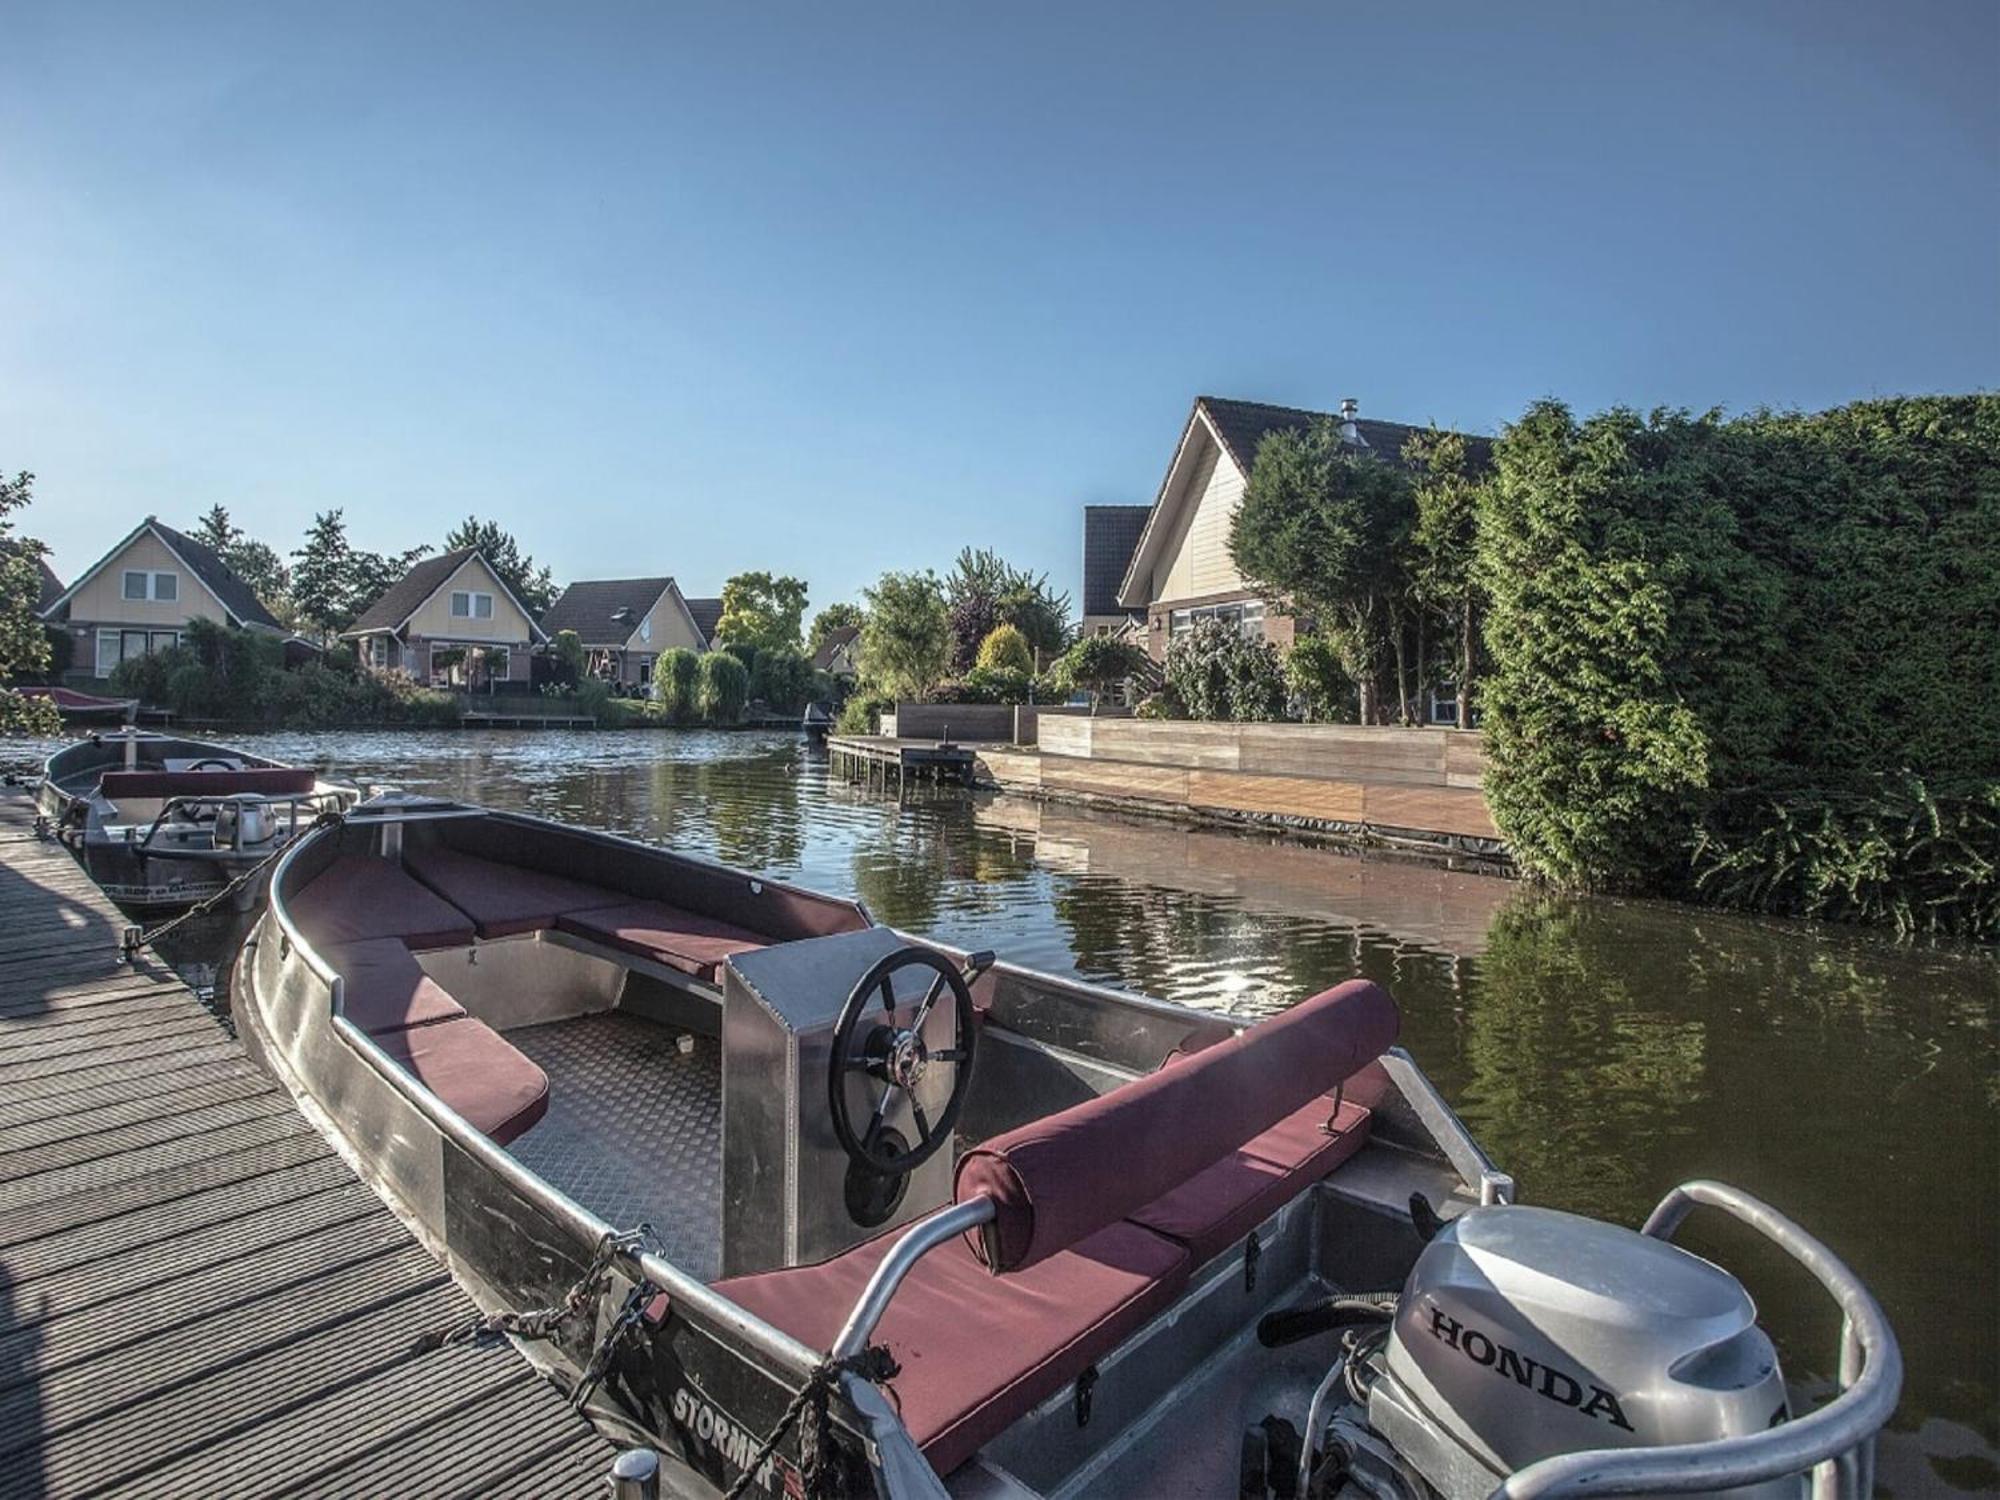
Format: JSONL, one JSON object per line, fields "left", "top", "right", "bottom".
{"left": 826, "top": 734, "right": 978, "bottom": 787}
{"left": 0, "top": 792, "right": 615, "bottom": 1498}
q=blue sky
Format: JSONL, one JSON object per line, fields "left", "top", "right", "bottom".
{"left": 4, "top": 1, "right": 1994, "bottom": 615}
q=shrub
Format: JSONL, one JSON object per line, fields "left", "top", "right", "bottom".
{"left": 1480, "top": 394, "right": 2000, "bottom": 922}
{"left": 1285, "top": 633, "right": 1354, "bottom": 722}
{"left": 697, "top": 649, "right": 749, "bottom": 723}
{"left": 835, "top": 691, "right": 892, "bottom": 736}
{"left": 653, "top": 648, "right": 701, "bottom": 722}
{"left": 975, "top": 624, "right": 1035, "bottom": 676}
{"left": 1050, "top": 636, "right": 1150, "bottom": 712}
{"left": 748, "top": 646, "right": 812, "bottom": 715}
{"left": 1163, "top": 619, "right": 1287, "bottom": 722}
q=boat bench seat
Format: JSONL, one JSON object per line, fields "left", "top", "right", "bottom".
{"left": 322, "top": 939, "right": 467, "bottom": 1033}
{"left": 717, "top": 1221, "right": 1190, "bottom": 1478}
{"left": 402, "top": 844, "right": 630, "bottom": 939}
{"left": 290, "top": 854, "right": 478, "bottom": 951}
{"left": 373, "top": 1014, "right": 550, "bottom": 1145}
{"left": 716, "top": 981, "right": 1399, "bottom": 1479}
{"left": 101, "top": 766, "right": 318, "bottom": 800}
{"left": 556, "top": 900, "right": 767, "bottom": 984}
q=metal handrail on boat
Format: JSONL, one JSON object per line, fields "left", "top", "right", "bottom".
{"left": 1495, "top": 1180, "right": 1902, "bottom": 1500}
{"left": 831, "top": 1198, "right": 997, "bottom": 1359}
{"left": 131, "top": 788, "right": 348, "bottom": 857}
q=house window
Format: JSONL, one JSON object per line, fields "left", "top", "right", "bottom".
{"left": 1167, "top": 599, "right": 1267, "bottom": 640}
{"left": 96, "top": 627, "right": 179, "bottom": 676}
{"left": 367, "top": 636, "right": 388, "bottom": 669}
{"left": 638, "top": 659, "right": 652, "bottom": 685}
{"left": 121, "top": 569, "right": 177, "bottom": 601}
{"left": 450, "top": 591, "right": 495, "bottom": 620}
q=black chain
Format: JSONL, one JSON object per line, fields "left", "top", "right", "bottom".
{"left": 720, "top": 1346, "right": 900, "bottom": 1500}
{"left": 122, "top": 807, "right": 347, "bottom": 955}
{"left": 411, "top": 1224, "right": 654, "bottom": 1356}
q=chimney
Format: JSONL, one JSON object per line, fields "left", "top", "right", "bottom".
{"left": 1338, "top": 397, "right": 1368, "bottom": 447}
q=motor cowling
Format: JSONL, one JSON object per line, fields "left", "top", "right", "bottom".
{"left": 1367, "top": 1205, "right": 1795, "bottom": 1499}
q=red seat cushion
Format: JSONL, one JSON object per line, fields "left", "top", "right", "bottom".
{"left": 1127, "top": 1097, "right": 1372, "bottom": 1263}
{"left": 324, "top": 939, "right": 466, "bottom": 1035}
{"left": 555, "top": 900, "right": 766, "bottom": 983}
{"left": 717, "top": 1220, "right": 1189, "bottom": 1478}
{"left": 374, "top": 1016, "right": 549, "bottom": 1145}
{"left": 101, "top": 766, "right": 317, "bottom": 799}
{"left": 403, "top": 844, "right": 628, "bottom": 939}
{"left": 956, "top": 980, "right": 1399, "bottom": 1272}
{"left": 290, "top": 854, "right": 478, "bottom": 951}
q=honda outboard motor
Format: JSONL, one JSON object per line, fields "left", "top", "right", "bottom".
{"left": 1361, "top": 1205, "right": 1795, "bottom": 1499}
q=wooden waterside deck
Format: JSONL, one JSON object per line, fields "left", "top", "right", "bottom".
{"left": 0, "top": 793, "right": 615, "bottom": 1498}
{"left": 827, "top": 733, "right": 978, "bottom": 786}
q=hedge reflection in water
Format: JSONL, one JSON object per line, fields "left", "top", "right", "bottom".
{"left": 39, "top": 727, "right": 1991, "bottom": 1496}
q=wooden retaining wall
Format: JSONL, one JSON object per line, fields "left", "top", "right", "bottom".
{"left": 980, "top": 720, "right": 1500, "bottom": 847}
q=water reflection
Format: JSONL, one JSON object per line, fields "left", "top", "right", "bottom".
{"left": 3, "top": 727, "right": 1992, "bottom": 1491}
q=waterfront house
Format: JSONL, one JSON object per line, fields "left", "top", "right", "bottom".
{"left": 682, "top": 596, "right": 723, "bottom": 650}
{"left": 343, "top": 547, "right": 545, "bottom": 689}
{"left": 39, "top": 516, "right": 284, "bottom": 680}
{"left": 1114, "top": 397, "right": 1488, "bottom": 662}
{"left": 810, "top": 624, "right": 862, "bottom": 680}
{"left": 539, "top": 577, "right": 711, "bottom": 690}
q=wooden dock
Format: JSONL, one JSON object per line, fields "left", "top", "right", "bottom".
{"left": 461, "top": 711, "right": 599, "bottom": 729}
{"left": 0, "top": 796, "right": 616, "bottom": 1498}
{"left": 826, "top": 734, "right": 978, "bottom": 787}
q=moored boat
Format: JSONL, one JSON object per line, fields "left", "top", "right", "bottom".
{"left": 236, "top": 793, "right": 1900, "bottom": 1500}
{"left": 37, "top": 727, "right": 359, "bottom": 910}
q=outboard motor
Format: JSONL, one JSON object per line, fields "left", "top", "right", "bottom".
{"left": 1309, "top": 1206, "right": 1796, "bottom": 1499}
{"left": 214, "top": 799, "right": 271, "bottom": 849}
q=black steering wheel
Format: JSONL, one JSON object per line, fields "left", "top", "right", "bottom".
{"left": 828, "top": 945, "right": 988, "bottom": 1178}
{"left": 186, "top": 758, "right": 236, "bottom": 771}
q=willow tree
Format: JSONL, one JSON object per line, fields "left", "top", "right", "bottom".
{"left": 1229, "top": 418, "right": 1413, "bottom": 722}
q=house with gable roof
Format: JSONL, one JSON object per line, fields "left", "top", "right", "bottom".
{"left": 39, "top": 515, "right": 285, "bottom": 680}
{"left": 343, "top": 547, "right": 546, "bottom": 689}
{"left": 538, "top": 577, "right": 712, "bottom": 690}
{"left": 1113, "top": 396, "right": 1490, "bottom": 665}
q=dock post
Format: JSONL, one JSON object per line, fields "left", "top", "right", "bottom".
{"left": 609, "top": 1447, "right": 661, "bottom": 1499}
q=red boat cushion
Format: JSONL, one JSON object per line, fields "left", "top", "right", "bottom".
{"left": 716, "top": 1220, "right": 1190, "bottom": 1478}
{"left": 323, "top": 939, "right": 466, "bottom": 1034}
{"left": 289, "top": 854, "right": 478, "bottom": 951}
{"left": 555, "top": 900, "right": 766, "bottom": 983}
{"left": 403, "top": 844, "right": 628, "bottom": 939}
{"left": 373, "top": 1016, "right": 549, "bottom": 1145}
{"left": 1127, "top": 1096, "right": 1372, "bottom": 1264}
{"left": 955, "top": 980, "right": 1398, "bottom": 1273}
{"left": 101, "top": 767, "right": 317, "bottom": 799}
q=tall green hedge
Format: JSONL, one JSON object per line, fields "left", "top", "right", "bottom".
{"left": 1480, "top": 395, "right": 1998, "bottom": 936}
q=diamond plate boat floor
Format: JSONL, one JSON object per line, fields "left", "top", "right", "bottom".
{"left": 504, "top": 1011, "right": 725, "bottom": 1281}
{"left": 0, "top": 799, "right": 615, "bottom": 1500}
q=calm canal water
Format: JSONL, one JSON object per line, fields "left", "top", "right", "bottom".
{"left": 11, "top": 727, "right": 1995, "bottom": 1494}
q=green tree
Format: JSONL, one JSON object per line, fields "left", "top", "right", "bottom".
{"left": 808, "top": 602, "right": 865, "bottom": 655}
{"left": 1285, "top": 633, "right": 1354, "bottom": 722}
{"left": 652, "top": 647, "right": 701, "bottom": 722}
{"left": 716, "top": 572, "right": 809, "bottom": 654}
{"left": 290, "top": 510, "right": 356, "bottom": 638}
{"left": 697, "top": 648, "right": 750, "bottom": 723}
{"left": 1230, "top": 418, "right": 1415, "bottom": 722}
{"left": 859, "top": 570, "right": 952, "bottom": 702}
{"left": 345, "top": 543, "right": 432, "bottom": 628}
{"left": 748, "top": 646, "right": 812, "bottom": 714}
{"left": 551, "top": 628, "right": 585, "bottom": 687}
{"left": 0, "top": 471, "right": 60, "bottom": 734}
{"left": 194, "top": 504, "right": 291, "bottom": 620}
{"left": 1051, "top": 635, "right": 1149, "bottom": 714}
{"left": 943, "top": 548, "right": 1071, "bottom": 668}
{"left": 974, "top": 623, "right": 1034, "bottom": 675}
{"left": 1405, "top": 427, "right": 1487, "bottom": 729}
{"left": 442, "top": 517, "right": 557, "bottom": 614}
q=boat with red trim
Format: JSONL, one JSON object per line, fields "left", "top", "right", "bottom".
{"left": 37, "top": 727, "right": 358, "bottom": 910}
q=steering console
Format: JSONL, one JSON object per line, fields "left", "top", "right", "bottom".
{"left": 828, "top": 944, "right": 991, "bottom": 1178}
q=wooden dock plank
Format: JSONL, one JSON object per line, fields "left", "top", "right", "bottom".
{"left": 0, "top": 811, "right": 614, "bottom": 1498}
